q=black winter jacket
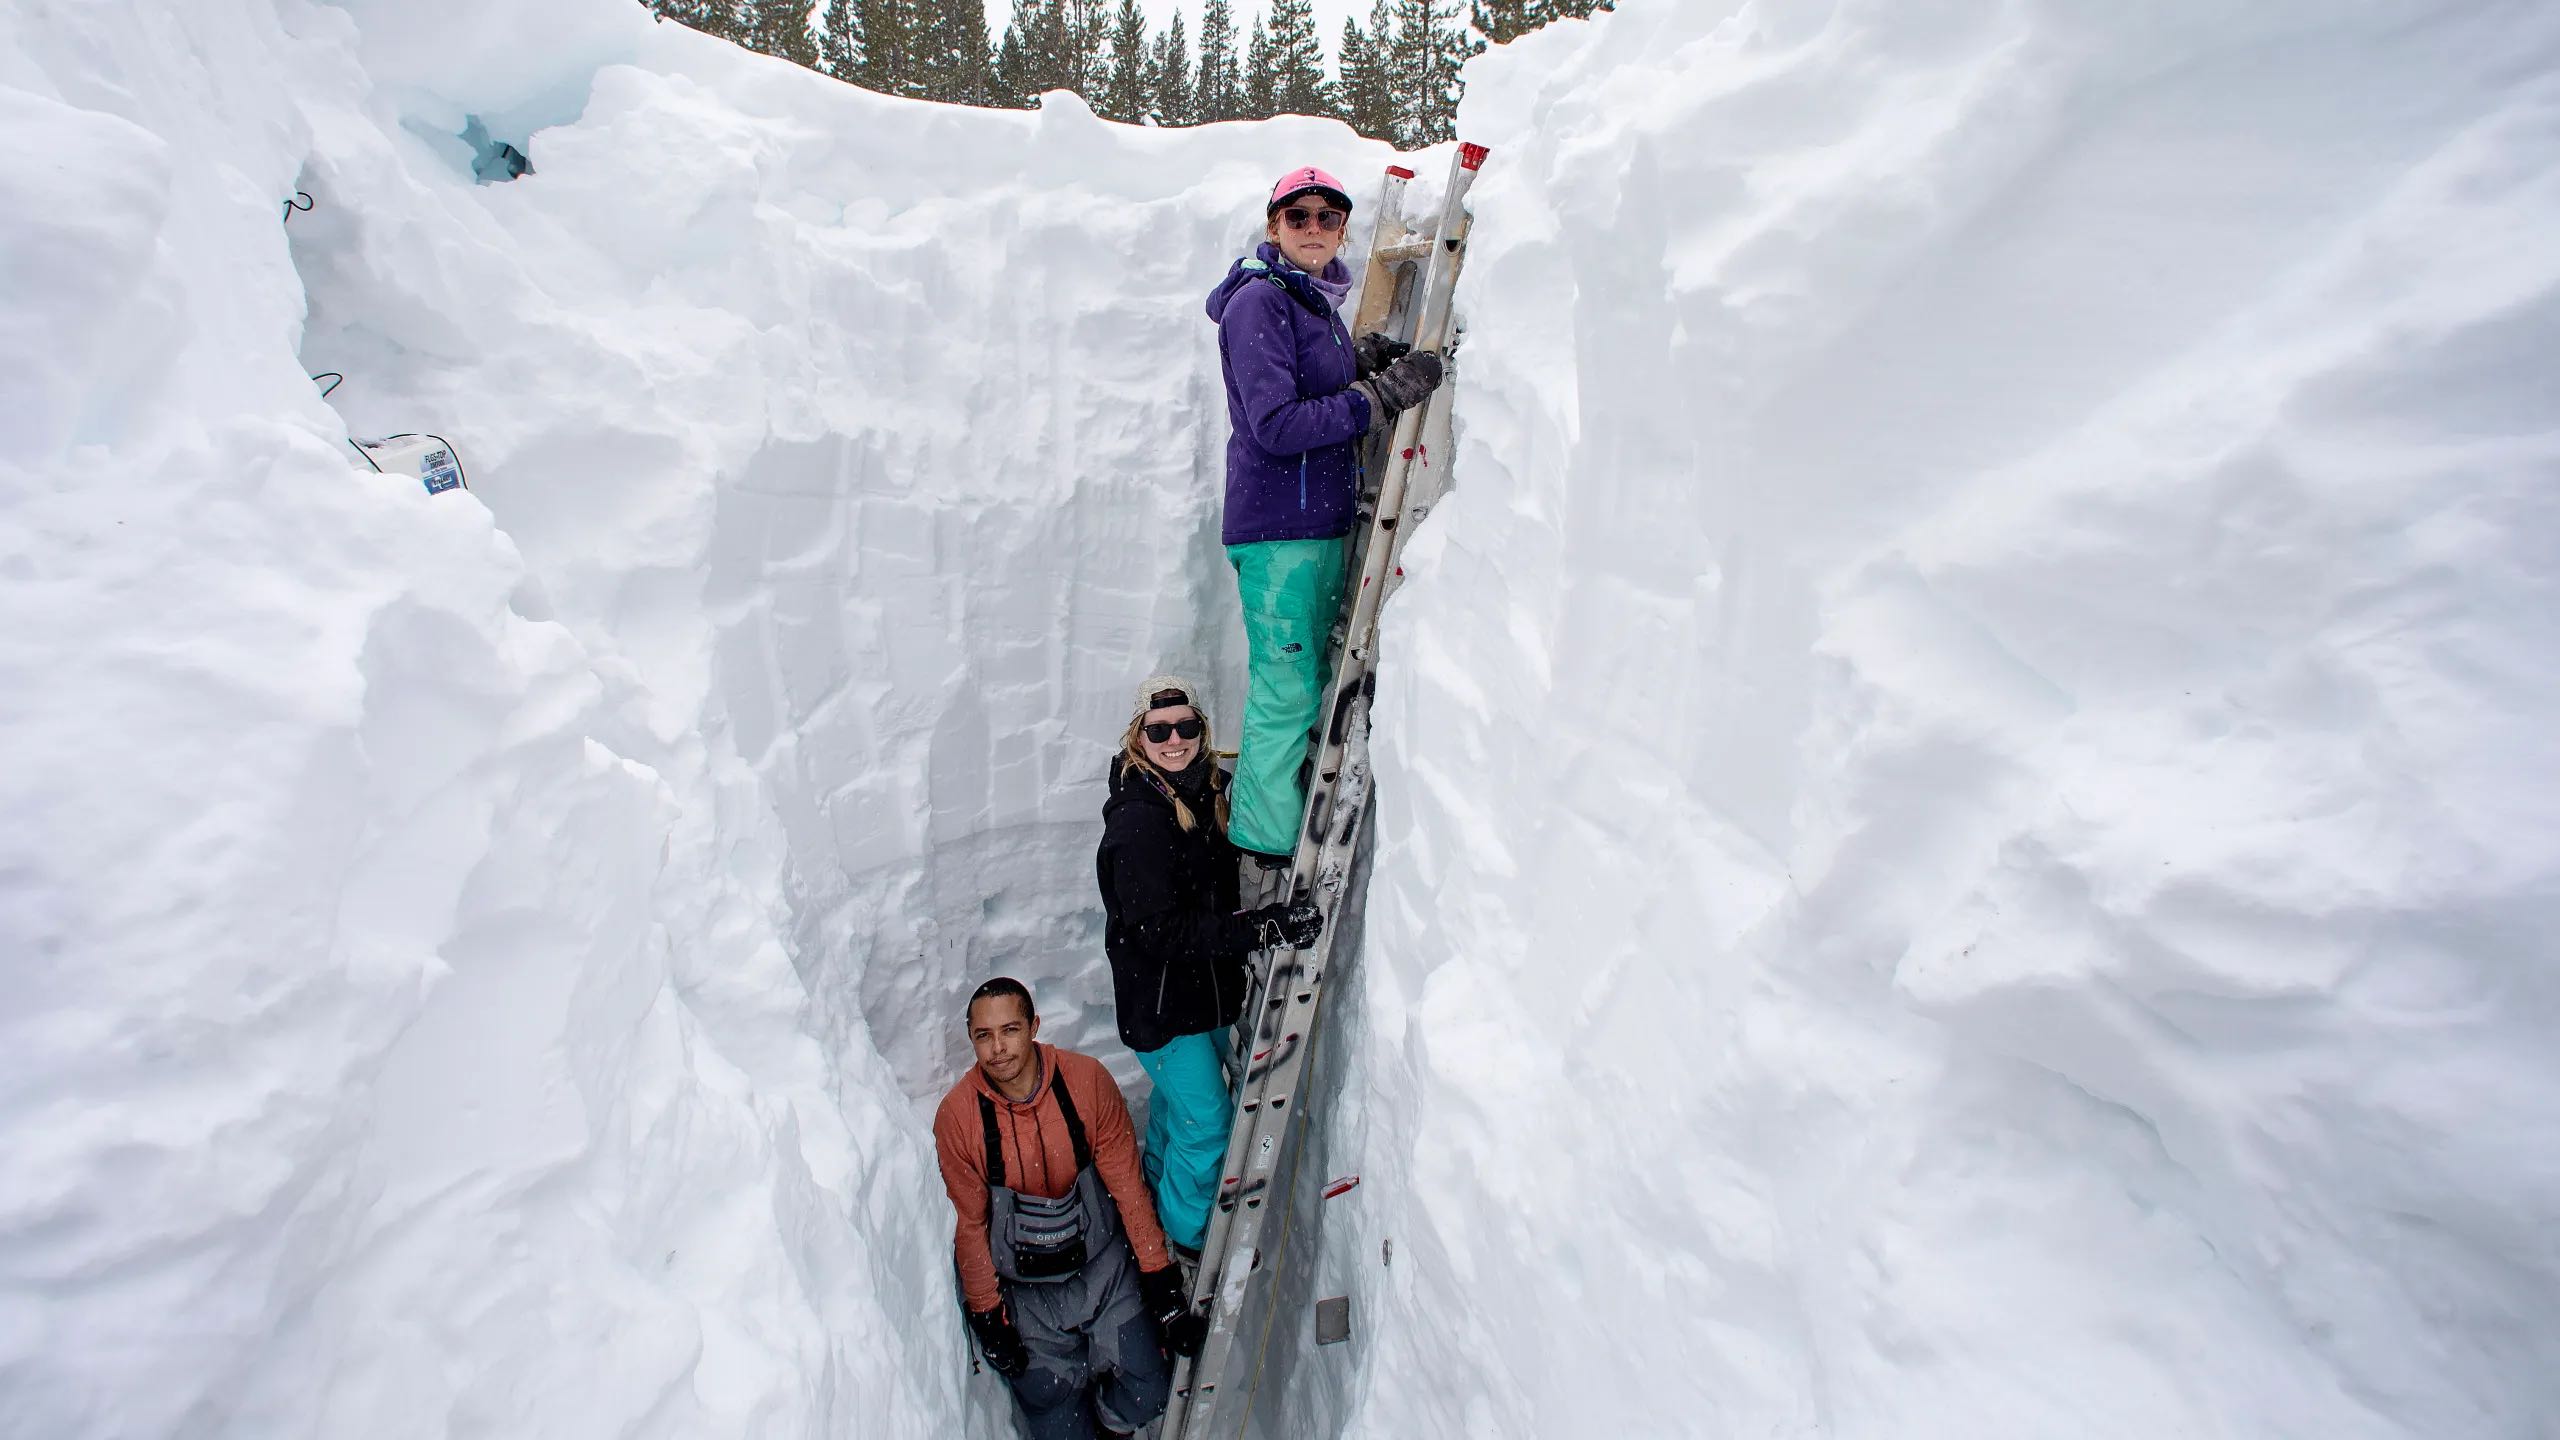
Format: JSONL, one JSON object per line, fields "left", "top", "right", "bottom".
{"left": 1097, "top": 756, "right": 1257, "bottom": 1054}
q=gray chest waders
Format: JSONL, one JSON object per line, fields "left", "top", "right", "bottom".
{"left": 981, "top": 1077, "right": 1155, "bottom": 1413}
{"left": 981, "top": 1076, "right": 1125, "bottom": 1284}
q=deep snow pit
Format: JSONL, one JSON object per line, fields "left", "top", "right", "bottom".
{"left": 6, "top": 0, "right": 2559, "bottom": 1438}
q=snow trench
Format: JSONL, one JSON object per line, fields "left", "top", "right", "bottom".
{"left": 273, "top": 16, "right": 1420, "bottom": 1438}
{"left": 5, "top": 0, "right": 2559, "bottom": 1437}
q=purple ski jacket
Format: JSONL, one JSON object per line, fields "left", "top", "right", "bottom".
{"left": 1205, "top": 243, "right": 1375, "bottom": 546}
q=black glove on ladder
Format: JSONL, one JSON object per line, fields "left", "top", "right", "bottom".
{"left": 1353, "top": 331, "right": 1412, "bottom": 378}
{"left": 1141, "top": 1266, "right": 1207, "bottom": 1358}
{"left": 1245, "top": 899, "right": 1324, "bottom": 950}
{"left": 1351, "top": 350, "right": 1444, "bottom": 427}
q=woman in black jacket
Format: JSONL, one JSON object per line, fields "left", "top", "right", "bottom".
{"left": 1096, "top": 675, "right": 1321, "bottom": 1254}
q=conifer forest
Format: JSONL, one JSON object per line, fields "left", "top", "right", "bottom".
{"left": 640, "top": 0, "right": 1615, "bottom": 146}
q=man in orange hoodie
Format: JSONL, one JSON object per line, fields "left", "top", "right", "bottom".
{"left": 934, "top": 977, "right": 1206, "bottom": 1439}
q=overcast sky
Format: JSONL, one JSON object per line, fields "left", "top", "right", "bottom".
{"left": 978, "top": 0, "right": 1370, "bottom": 65}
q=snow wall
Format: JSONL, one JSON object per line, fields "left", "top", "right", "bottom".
{"left": 5, "top": 1, "right": 2557, "bottom": 1439}
{"left": 1330, "top": 3, "right": 2560, "bottom": 1438}
{"left": 2, "top": 1, "right": 1382, "bottom": 1434}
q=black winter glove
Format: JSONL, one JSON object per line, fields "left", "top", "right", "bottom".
{"left": 1351, "top": 350, "right": 1444, "bottom": 426}
{"left": 1140, "top": 1266, "right": 1207, "bottom": 1357}
{"left": 1247, "top": 899, "right": 1324, "bottom": 950}
{"left": 967, "top": 1304, "right": 1030, "bottom": 1378}
{"left": 1353, "top": 331, "right": 1412, "bottom": 379}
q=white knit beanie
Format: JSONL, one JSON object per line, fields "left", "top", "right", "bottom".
{"left": 1133, "top": 673, "right": 1209, "bottom": 722}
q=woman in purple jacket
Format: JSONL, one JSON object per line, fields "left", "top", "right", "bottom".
{"left": 1203, "top": 165, "right": 1445, "bottom": 865}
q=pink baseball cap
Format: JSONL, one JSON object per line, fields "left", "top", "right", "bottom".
{"left": 1267, "top": 165, "right": 1354, "bottom": 216}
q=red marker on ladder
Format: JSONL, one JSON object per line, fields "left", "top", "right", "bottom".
{"left": 1323, "top": 1175, "right": 1360, "bottom": 1200}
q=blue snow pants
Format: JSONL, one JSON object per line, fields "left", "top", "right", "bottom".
{"left": 1225, "top": 536, "right": 1348, "bottom": 858}
{"left": 1136, "top": 1030, "right": 1234, "bottom": 1252}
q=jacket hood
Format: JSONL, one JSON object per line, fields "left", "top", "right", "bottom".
{"left": 1204, "top": 243, "right": 1353, "bottom": 323}
{"left": 1203, "top": 255, "right": 1268, "bottom": 324}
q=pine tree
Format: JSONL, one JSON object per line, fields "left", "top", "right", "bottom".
{"left": 650, "top": 0, "right": 745, "bottom": 43}
{"left": 999, "top": 0, "right": 1069, "bottom": 101}
{"left": 959, "top": 7, "right": 1000, "bottom": 106}
{"left": 817, "top": 0, "right": 861, "bottom": 78}
{"left": 916, "top": 0, "right": 995, "bottom": 104}
{"left": 1195, "top": 0, "right": 1242, "bottom": 122}
{"left": 1241, "top": 14, "right": 1277, "bottom": 120}
{"left": 1470, "top": 0, "right": 1537, "bottom": 43}
{"left": 744, "top": 0, "right": 820, "bottom": 67}
{"left": 1063, "top": 0, "right": 1110, "bottom": 91}
{"left": 852, "top": 0, "right": 918, "bottom": 94}
{"left": 1362, "top": 0, "right": 1409, "bottom": 143}
{"left": 994, "top": 0, "right": 1040, "bottom": 105}
{"left": 1264, "top": 0, "right": 1331, "bottom": 118}
{"left": 1097, "top": 0, "right": 1151, "bottom": 121}
{"left": 1151, "top": 10, "right": 1195, "bottom": 127}
{"left": 1008, "top": 0, "right": 1104, "bottom": 99}
{"left": 1473, "top": 0, "right": 1614, "bottom": 45}
{"left": 1388, "top": 0, "right": 1471, "bottom": 145}
{"left": 1337, "top": 11, "right": 1398, "bottom": 144}
{"left": 1368, "top": 0, "right": 1406, "bottom": 136}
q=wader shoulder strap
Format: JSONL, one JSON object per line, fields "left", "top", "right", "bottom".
{"left": 978, "top": 1094, "right": 1005, "bottom": 1190}
{"left": 1048, "top": 1069, "right": 1095, "bottom": 1173}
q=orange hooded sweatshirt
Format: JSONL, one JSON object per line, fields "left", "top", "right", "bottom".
{"left": 933, "top": 1043, "right": 1173, "bottom": 1313}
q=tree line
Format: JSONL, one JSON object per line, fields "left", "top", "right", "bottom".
{"left": 640, "top": 0, "right": 1613, "bottom": 149}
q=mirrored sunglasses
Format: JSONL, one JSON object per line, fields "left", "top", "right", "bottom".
{"left": 1281, "top": 206, "right": 1348, "bottom": 233}
{"left": 1143, "top": 717, "right": 1206, "bottom": 743}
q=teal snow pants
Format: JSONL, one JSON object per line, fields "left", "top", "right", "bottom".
{"left": 1136, "top": 1030, "right": 1234, "bottom": 1252}
{"left": 1225, "top": 536, "right": 1348, "bottom": 858}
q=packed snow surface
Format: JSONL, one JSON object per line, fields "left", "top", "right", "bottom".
{"left": 4, "top": 0, "right": 2556, "bottom": 1438}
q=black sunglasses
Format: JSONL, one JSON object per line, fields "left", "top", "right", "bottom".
{"left": 1281, "top": 206, "right": 1347, "bottom": 233}
{"left": 1143, "top": 717, "right": 1205, "bottom": 743}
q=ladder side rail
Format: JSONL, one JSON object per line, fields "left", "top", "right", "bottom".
{"left": 1201, "top": 155, "right": 1419, "bottom": 1254}
{"left": 1376, "top": 209, "right": 1473, "bottom": 609}
{"left": 1216, "top": 765, "right": 1378, "bottom": 1436}
{"left": 1209, "top": 157, "right": 1416, "bottom": 1122}
{"left": 1220, "top": 150, "right": 1476, "bottom": 1269}
{"left": 1166, "top": 160, "right": 1418, "bottom": 1428}
{"left": 1212, "top": 158, "right": 1415, "bottom": 1090}
{"left": 1172, "top": 149, "right": 1483, "bottom": 1435}
{"left": 1287, "top": 146, "right": 1485, "bottom": 895}
{"left": 1167, "top": 143, "right": 1488, "bottom": 1440}
{"left": 1169, "top": 727, "right": 1377, "bottom": 1439}
{"left": 1335, "top": 168, "right": 1429, "bottom": 747}
{"left": 1338, "top": 244, "right": 1433, "bottom": 643}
